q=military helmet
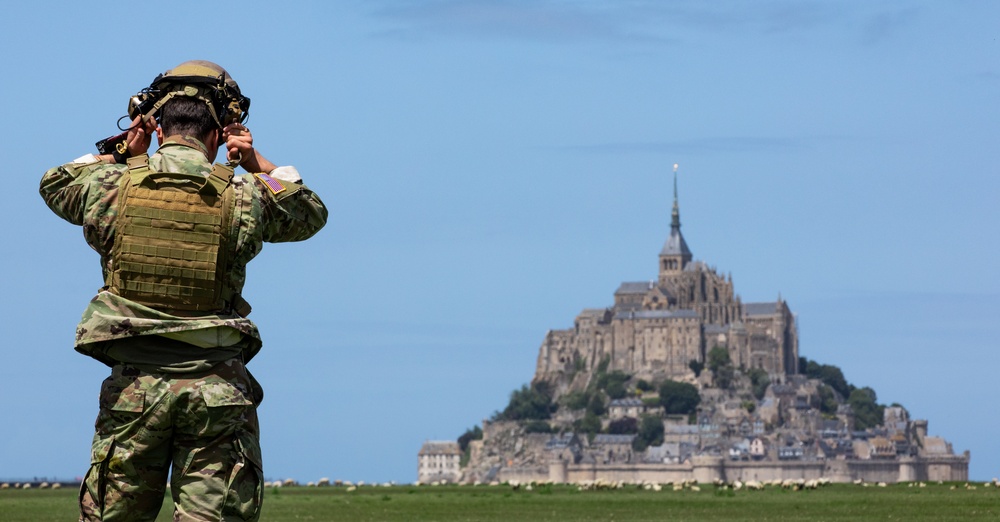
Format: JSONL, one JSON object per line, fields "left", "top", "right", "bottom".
{"left": 128, "top": 60, "right": 250, "bottom": 127}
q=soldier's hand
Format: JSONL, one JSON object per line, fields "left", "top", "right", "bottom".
{"left": 223, "top": 123, "right": 277, "bottom": 173}
{"left": 126, "top": 116, "right": 156, "bottom": 157}
{"left": 223, "top": 123, "right": 254, "bottom": 165}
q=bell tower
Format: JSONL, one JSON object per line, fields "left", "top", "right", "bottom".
{"left": 659, "top": 164, "right": 692, "bottom": 283}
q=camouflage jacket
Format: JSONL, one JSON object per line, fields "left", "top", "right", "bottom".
{"left": 40, "top": 137, "right": 328, "bottom": 366}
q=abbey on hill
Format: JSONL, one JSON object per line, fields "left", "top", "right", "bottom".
{"left": 418, "top": 170, "right": 968, "bottom": 486}
{"left": 535, "top": 173, "right": 797, "bottom": 385}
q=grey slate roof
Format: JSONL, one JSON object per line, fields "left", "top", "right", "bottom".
{"left": 744, "top": 302, "right": 779, "bottom": 317}
{"left": 418, "top": 441, "right": 461, "bottom": 456}
{"left": 545, "top": 433, "right": 578, "bottom": 450}
{"left": 609, "top": 398, "right": 644, "bottom": 408}
{"left": 613, "top": 309, "right": 698, "bottom": 320}
{"left": 661, "top": 227, "right": 692, "bottom": 257}
{"left": 615, "top": 282, "right": 654, "bottom": 295}
{"left": 684, "top": 260, "right": 708, "bottom": 272}
{"left": 593, "top": 434, "right": 636, "bottom": 445}
{"left": 704, "top": 324, "right": 729, "bottom": 335}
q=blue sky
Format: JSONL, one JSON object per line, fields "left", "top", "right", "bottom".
{"left": 1, "top": 1, "right": 997, "bottom": 483}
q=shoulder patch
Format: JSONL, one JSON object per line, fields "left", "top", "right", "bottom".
{"left": 254, "top": 172, "right": 287, "bottom": 195}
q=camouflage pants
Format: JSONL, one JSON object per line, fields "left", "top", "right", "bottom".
{"left": 79, "top": 358, "right": 264, "bottom": 521}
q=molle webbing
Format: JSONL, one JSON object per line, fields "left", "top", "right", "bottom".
{"left": 109, "top": 155, "right": 238, "bottom": 313}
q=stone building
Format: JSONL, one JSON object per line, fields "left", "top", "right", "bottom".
{"left": 452, "top": 170, "right": 969, "bottom": 486}
{"left": 534, "top": 173, "right": 799, "bottom": 386}
{"left": 417, "top": 441, "right": 462, "bottom": 484}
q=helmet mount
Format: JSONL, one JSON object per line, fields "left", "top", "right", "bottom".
{"left": 122, "top": 61, "right": 250, "bottom": 132}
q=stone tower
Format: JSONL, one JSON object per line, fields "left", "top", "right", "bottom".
{"left": 658, "top": 165, "right": 692, "bottom": 282}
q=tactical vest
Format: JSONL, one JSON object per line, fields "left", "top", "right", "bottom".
{"left": 106, "top": 154, "right": 250, "bottom": 316}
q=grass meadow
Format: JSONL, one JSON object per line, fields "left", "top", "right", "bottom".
{"left": 1, "top": 482, "right": 997, "bottom": 521}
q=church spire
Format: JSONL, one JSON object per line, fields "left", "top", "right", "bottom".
{"left": 671, "top": 163, "right": 681, "bottom": 231}
{"left": 659, "top": 164, "right": 692, "bottom": 281}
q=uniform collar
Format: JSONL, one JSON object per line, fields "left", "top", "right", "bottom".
{"left": 161, "top": 135, "right": 211, "bottom": 159}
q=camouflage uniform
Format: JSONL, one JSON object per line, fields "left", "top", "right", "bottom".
{"left": 40, "top": 137, "right": 327, "bottom": 521}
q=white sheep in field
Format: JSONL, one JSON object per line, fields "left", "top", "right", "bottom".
{"left": 38, "top": 482, "right": 50, "bottom": 489}
{"left": 51, "top": 483, "right": 62, "bottom": 490}
{"left": 0, "top": 483, "right": 8, "bottom": 490}
{"left": 282, "top": 478, "right": 297, "bottom": 487}
{"left": 21, "top": 484, "right": 31, "bottom": 490}
{"left": 318, "top": 478, "right": 330, "bottom": 487}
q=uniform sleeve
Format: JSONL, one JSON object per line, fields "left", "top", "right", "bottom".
{"left": 39, "top": 156, "right": 119, "bottom": 225}
{"left": 253, "top": 171, "right": 328, "bottom": 243}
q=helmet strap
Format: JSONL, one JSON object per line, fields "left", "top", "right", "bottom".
{"left": 144, "top": 85, "right": 224, "bottom": 129}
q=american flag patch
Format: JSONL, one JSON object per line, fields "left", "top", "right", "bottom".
{"left": 254, "top": 172, "right": 286, "bottom": 195}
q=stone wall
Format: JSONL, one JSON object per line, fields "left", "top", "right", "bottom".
{"left": 489, "top": 453, "right": 970, "bottom": 485}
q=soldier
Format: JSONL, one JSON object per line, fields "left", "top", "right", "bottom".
{"left": 39, "top": 61, "right": 328, "bottom": 521}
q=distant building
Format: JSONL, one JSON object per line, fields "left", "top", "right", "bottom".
{"left": 452, "top": 171, "right": 968, "bottom": 486}
{"left": 417, "top": 441, "right": 462, "bottom": 484}
{"left": 608, "top": 397, "right": 646, "bottom": 419}
{"left": 534, "top": 172, "right": 797, "bottom": 387}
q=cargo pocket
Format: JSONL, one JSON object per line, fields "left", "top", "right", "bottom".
{"left": 79, "top": 436, "right": 115, "bottom": 520}
{"left": 100, "top": 375, "right": 145, "bottom": 413}
{"left": 222, "top": 430, "right": 264, "bottom": 521}
{"left": 201, "top": 382, "right": 253, "bottom": 408}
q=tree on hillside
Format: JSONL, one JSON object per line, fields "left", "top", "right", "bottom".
{"left": 849, "top": 387, "right": 885, "bottom": 431}
{"left": 799, "top": 357, "right": 852, "bottom": 399}
{"left": 457, "top": 425, "right": 482, "bottom": 454}
{"left": 606, "top": 379, "right": 628, "bottom": 400}
{"left": 632, "top": 414, "right": 665, "bottom": 452}
{"left": 707, "top": 346, "right": 730, "bottom": 373}
{"left": 574, "top": 412, "right": 601, "bottom": 442}
{"left": 587, "top": 392, "right": 607, "bottom": 417}
{"left": 457, "top": 425, "right": 483, "bottom": 467}
{"left": 707, "top": 346, "right": 736, "bottom": 389}
{"left": 747, "top": 368, "right": 770, "bottom": 400}
{"left": 816, "top": 384, "right": 838, "bottom": 416}
{"left": 607, "top": 417, "right": 639, "bottom": 435}
{"left": 560, "top": 390, "right": 591, "bottom": 411}
{"left": 495, "top": 381, "right": 555, "bottom": 421}
{"left": 658, "top": 379, "right": 701, "bottom": 415}
{"left": 595, "top": 370, "right": 630, "bottom": 399}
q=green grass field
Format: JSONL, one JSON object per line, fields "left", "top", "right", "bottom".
{"left": 1, "top": 482, "right": 997, "bottom": 521}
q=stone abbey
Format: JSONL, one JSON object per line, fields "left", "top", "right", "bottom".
{"left": 422, "top": 170, "right": 968, "bottom": 486}
{"left": 534, "top": 173, "right": 798, "bottom": 385}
